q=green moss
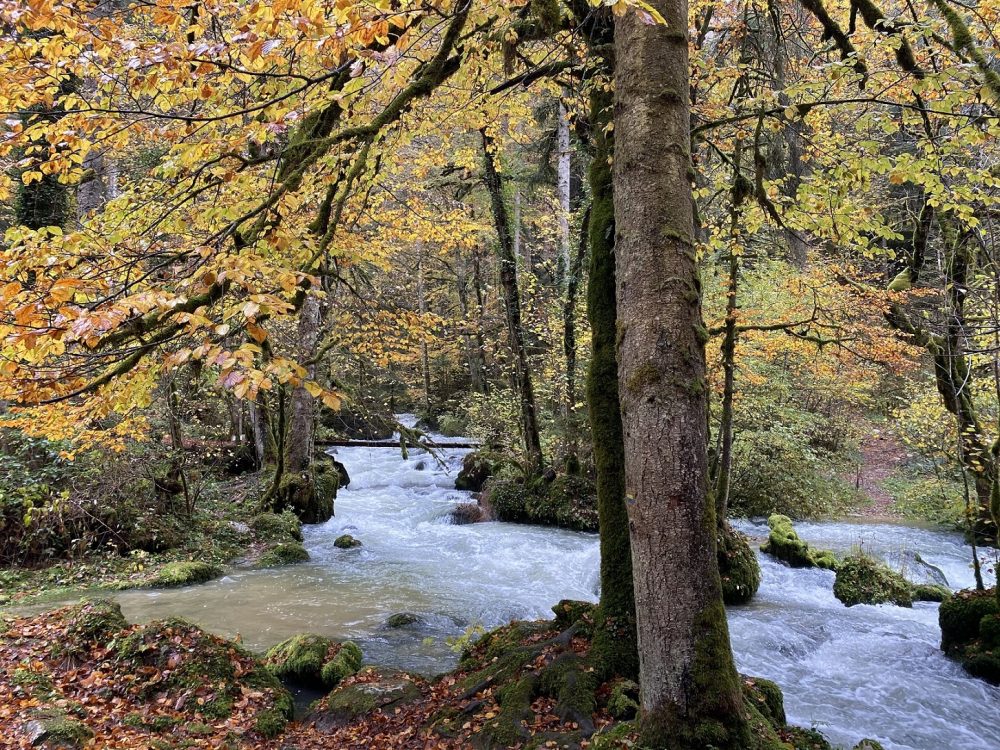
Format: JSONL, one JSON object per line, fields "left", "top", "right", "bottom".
{"left": 317, "top": 668, "right": 422, "bottom": 726}
{"left": 250, "top": 511, "right": 303, "bottom": 542}
{"left": 486, "top": 476, "right": 599, "bottom": 532}
{"left": 253, "top": 708, "right": 289, "bottom": 739}
{"left": 257, "top": 541, "right": 309, "bottom": 567}
{"left": 320, "top": 641, "right": 363, "bottom": 687}
{"left": 149, "top": 560, "right": 222, "bottom": 587}
{"left": 606, "top": 679, "right": 639, "bottom": 720}
{"left": 472, "top": 673, "right": 536, "bottom": 747}
{"left": 912, "top": 583, "right": 951, "bottom": 602}
{"left": 833, "top": 554, "right": 913, "bottom": 607}
{"left": 589, "top": 721, "right": 637, "bottom": 750}
{"left": 265, "top": 633, "right": 336, "bottom": 687}
{"left": 940, "top": 588, "right": 999, "bottom": 652}
{"left": 853, "top": 740, "right": 886, "bottom": 750}
{"left": 761, "top": 514, "right": 838, "bottom": 570}
{"left": 551, "top": 599, "right": 596, "bottom": 630}
{"left": 455, "top": 451, "right": 495, "bottom": 492}
{"left": 718, "top": 525, "right": 761, "bottom": 605}
{"left": 742, "top": 676, "right": 785, "bottom": 728}
{"left": 23, "top": 708, "right": 93, "bottom": 749}
{"left": 334, "top": 534, "right": 362, "bottom": 549}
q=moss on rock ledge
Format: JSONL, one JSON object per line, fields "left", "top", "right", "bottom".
{"left": 257, "top": 541, "right": 310, "bottom": 567}
{"left": 833, "top": 554, "right": 914, "bottom": 607}
{"left": 761, "top": 514, "right": 838, "bottom": 570}
{"left": 939, "top": 587, "right": 1000, "bottom": 684}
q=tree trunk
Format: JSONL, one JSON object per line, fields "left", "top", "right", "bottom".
{"left": 557, "top": 99, "right": 572, "bottom": 281}
{"left": 457, "top": 262, "right": 487, "bottom": 395}
{"left": 614, "top": 3, "right": 750, "bottom": 746}
{"left": 481, "top": 130, "right": 544, "bottom": 474}
{"left": 417, "top": 252, "right": 432, "bottom": 414}
{"left": 715, "top": 249, "right": 739, "bottom": 522}
{"left": 562, "top": 207, "right": 589, "bottom": 470}
{"left": 585, "top": 78, "right": 637, "bottom": 680}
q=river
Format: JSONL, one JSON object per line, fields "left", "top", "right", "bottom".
{"left": 51, "top": 421, "right": 1000, "bottom": 749}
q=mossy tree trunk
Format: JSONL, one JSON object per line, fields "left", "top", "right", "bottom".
{"left": 613, "top": 2, "right": 750, "bottom": 746}
{"left": 583, "top": 68, "right": 637, "bottom": 680}
{"left": 481, "top": 130, "right": 545, "bottom": 475}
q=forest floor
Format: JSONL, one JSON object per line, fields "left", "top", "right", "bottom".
{"left": 853, "top": 431, "right": 909, "bottom": 519}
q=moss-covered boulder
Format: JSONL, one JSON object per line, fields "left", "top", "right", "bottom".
{"left": 306, "top": 668, "right": 422, "bottom": 731}
{"left": 257, "top": 541, "right": 310, "bottom": 567}
{"left": 334, "top": 534, "right": 362, "bottom": 549}
{"left": 485, "top": 476, "right": 598, "bottom": 532}
{"left": 912, "top": 583, "right": 951, "bottom": 602}
{"left": 833, "top": 554, "right": 913, "bottom": 607}
{"left": 22, "top": 708, "right": 93, "bottom": 749}
{"left": 939, "top": 587, "right": 1000, "bottom": 684}
{"left": 761, "top": 514, "right": 838, "bottom": 570}
{"left": 455, "top": 451, "right": 494, "bottom": 492}
{"left": 264, "top": 633, "right": 362, "bottom": 689}
{"left": 718, "top": 525, "right": 762, "bottom": 605}
{"left": 149, "top": 560, "right": 221, "bottom": 587}
{"left": 250, "top": 511, "right": 303, "bottom": 542}
{"left": 606, "top": 679, "right": 639, "bottom": 720}
{"left": 853, "top": 740, "right": 886, "bottom": 750}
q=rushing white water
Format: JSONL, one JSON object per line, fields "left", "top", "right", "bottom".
{"left": 40, "top": 419, "right": 1000, "bottom": 749}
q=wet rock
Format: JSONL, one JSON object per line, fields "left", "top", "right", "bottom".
{"left": 384, "top": 612, "right": 422, "bottom": 628}
{"left": 912, "top": 583, "right": 951, "bottom": 602}
{"left": 334, "top": 534, "right": 362, "bottom": 549}
{"left": 833, "top": 554, "right": 913, "bottom": 607}
{"left": 331, "top": 458, "right": 351, "bottom": 488}
{"left": 305, "top": 668, "right": 422, "bottom": 731}
{"left": 414, "top": 460, "right": 427, "bottom": 471}
{"left": 450, "top": 502, "right": 487, "bottom": 525}
{"left": 761, "top": 514, "right": 838, "bottom": 570}
{"left": 900, "top": 550, "right": 949, "bottom": 587}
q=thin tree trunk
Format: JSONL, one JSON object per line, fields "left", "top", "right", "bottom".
{"left": 481, "top": 130, "right": 544, "bottom": 474}
{"left": 562, "top": 207, "right": 589, "bottom": 468}
{"left": 584, "top": 76, "right": 637, "bottom": 679}
{"left": 614, "top": 2, "right": 749, "bottom": 746}
{"left": 715, "top": 248, "right": 739, "bottom": 522}
{"left": 285, "top": 293, "right": 323, "bottom": 476}
{"left": 417, "top": 252, "right": 432, "bottom": 414}
{"left": 457, "top": 262, "right": 487, "bottom": 394}
{"left": 557, "top": 99, "right": 572, "bottom": 281}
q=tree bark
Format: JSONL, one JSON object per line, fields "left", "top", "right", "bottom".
{"left": 481, "top": 130, "right": 544, "bottom": 474}
{"left": 584, "top": 77, "right": 637, "bottom": 679}
{"left": 284, "top": 292, "right": 323, "bottom": 476}
{"left": 614, "top": 2, "right": 749, "bottom": 746}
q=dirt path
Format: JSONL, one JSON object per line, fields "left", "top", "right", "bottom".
{"left": 853, "top": 430, "right": 908, "bottom": 518}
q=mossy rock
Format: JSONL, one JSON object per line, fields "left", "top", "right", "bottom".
{"left": 275, "top": 468, "right": 335, "bottom": 525}
{"left": 853, "top": 740, "right": 886, "bottom": 750}
{"left": 250, "top": 511, "right": 303, "bottom": 542}
{"left": 742, "top": 676, "right": 785, "bottom": 728}
{"left": 833, "top": 555, "right": 913, "bottom": 607}
{"left": 308, "top": 668, "right": 422, "bottom": 731}
{"left": 486, "top": 475, "right": 598, "bottom": 532}
{"left": 149, "top": 560, "right": 222, "bottom": 587}
{"left": 257, "top": 541, "right": 310, "bottom": 567}
{"left": 59, "top": 598, "right": 128, "bottom": 656}
{"left": 455, "top": 451, "right": 494, "bottom": 492}
{"left": 718, "top": 525, "right": 762, "bottom": 605}
{"left": 761, "top": 514, "right": 837, "bottom": 570}
{"left": 912, "top": 583, "right": 951, "bottom": 603}
{"left": 939, "top": 588, "right": 1000, "bottom": 684}
{"left": 334, "top": 534, "right": 362, "bottom": 549}
{"left": 940, "top": 587, "right": 999, "bottom": 653}
{"left": 22, "top": 708, "right": 93, "bottom": 749}
{"left": 264, "top": 634, "right": 362, "bottom": 689}
{"left": 385, "top": 612, "right": 422, "bottom": 628}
